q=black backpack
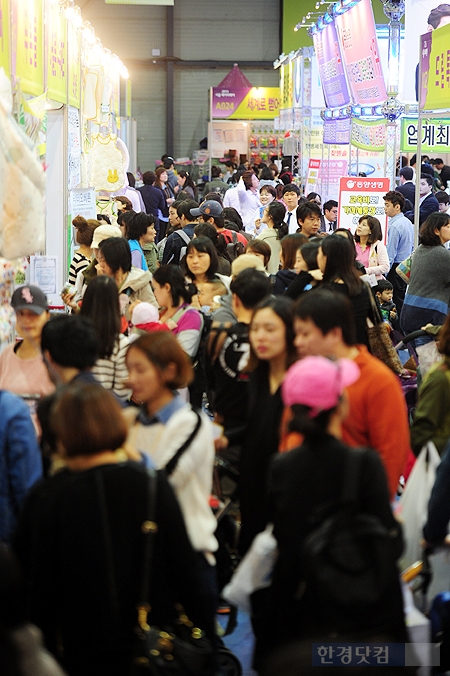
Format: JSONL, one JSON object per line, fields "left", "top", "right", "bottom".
{"left": 302, "top": 448, "right": 401, "bottom": 610}
{"left": 226, "top": 231, "right": 245, "bottom": 261}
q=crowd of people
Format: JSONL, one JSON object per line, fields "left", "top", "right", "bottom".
{"left": 3, "top": 154, "right": 450, "bottom": 676}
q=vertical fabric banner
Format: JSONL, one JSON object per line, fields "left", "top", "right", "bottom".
{"left": 46, "top": 0, "right": 67, "bottom": 103}
{"left": 0, "top": 0, "right": 10, "bottom": 73}
{"left": 420, "top": 24, "right": 450, "bottom": 111}
{"left": 335, "top": 0, "right": 387, "bottom": 105}
{"left": 15, "top": 0, "right": 44, "bottom": 96}
{"left": 401, "top": 0, "right": 447, "bottom": 103}
{"left": 67, "top": 20, "right": 81, "bottom": 108}
{"left": 313, "top": 22, "right": 350, "bottom": 108}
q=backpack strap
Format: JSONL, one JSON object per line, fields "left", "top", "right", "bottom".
{"left": 176, "top": 229, "right": 192, "bottom": 245}
{"left": 164, "top": 409, "right": 202, "bottom": 476}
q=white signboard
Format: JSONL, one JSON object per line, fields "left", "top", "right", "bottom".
{"left": 70, "top": 187, "right": 97, "bottom": 220}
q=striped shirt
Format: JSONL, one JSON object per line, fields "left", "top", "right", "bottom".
{"left": 69, "top": 252, "right": 90, "bottom": 285}
{"left": 91, "top": 334, "right": 131, "bottom": 400}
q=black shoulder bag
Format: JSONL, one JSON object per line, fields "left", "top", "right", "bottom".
{"left": 302, "top": 448, "right": 401, "bottom": 611}
{"left": 128, "top": 467, "right": 215, "bottom": 676}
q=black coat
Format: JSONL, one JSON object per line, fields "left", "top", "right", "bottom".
{"left": 13, "top": 463, "right": 215, "bottom": 676}
{"left": 253, "top": 436, "right": 407, "bottom": 666}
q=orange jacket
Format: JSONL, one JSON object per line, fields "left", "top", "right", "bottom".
{"left": 279, "top": 346, "right": 410, "bottom": 500}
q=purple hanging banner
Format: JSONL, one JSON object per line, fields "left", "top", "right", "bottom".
{"left": 313, "top": 22, "right": 350, "bottom": 109}
{"left": 323, "top": 118, "right": 351, "bottom": 144}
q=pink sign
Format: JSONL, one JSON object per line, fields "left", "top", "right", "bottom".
{"left": 335, "top": 0, "right": 387, "bottom": 106}
{"left": 338, "top": 176, "right": 390, "bottom": 241}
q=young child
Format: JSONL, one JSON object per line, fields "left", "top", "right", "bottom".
{"left": 197, "top": 279, "right": 228, "bottom": 315}
{"left": 375, "top": 279, "right": 397, "bottom": 324}
{"left": 130, "top": 302, "right": 170, "bottom": 338}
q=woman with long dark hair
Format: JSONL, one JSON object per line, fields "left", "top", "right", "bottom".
{"left": 272, "top": 233, "right": 307, "bottom": 294}
{"left": 183, "top": 236, "right": 226, "bottom": 290}
{"left": 194, "top": 223, "right": 232, "bottom": 276}
{"left": 401, "top": 212, "right": 450, "bottom": 338}
{"left": 238, "top": 296, "right": 297, "bottom": 556}
{"left": 255, "top": 200, "right": 286, "bottom": 273}
{"left": 318, "top": 234, "right": 371, "bottom": 346}
{"left": 152, "top": 265, "right": 203, "bottom": 359}
{"left": 175, "top": 170, "right": 196, "bottom": 199}
{"left": 80, "top": 275, "right": 131, "bottom": 400}
{"left": 237, "top": 170, "right": 262, "bottom": 234}
{"left": 154, "top": 166, "right": 175, "bottom": 240}
{"left": 354, "top": 215, "right": 389, "bottom": 280}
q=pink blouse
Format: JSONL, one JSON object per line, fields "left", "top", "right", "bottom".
{"left": 355, "top": 243, "right": 370, "bottom": 270}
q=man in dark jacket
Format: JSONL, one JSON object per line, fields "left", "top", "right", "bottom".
{"left": 396, "top": 167, "right": 415, "bottom": 205}
{"left": 137, "top": 171, "right": 166, "bottom": 237}
{"left": 405, "top": 175, "right": 440, "bottom": 225}
{"left": 161, "top": 199, "right": 198, "bottom": 265}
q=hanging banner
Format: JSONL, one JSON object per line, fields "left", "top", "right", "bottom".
{"left": 323, "top": 118, "right": 351, "bottom": 144}
{"left": 401, "top": 116, "right": 450, "bottom": 151}
{"left": 293, "top": 56, "right": 302, "bottom": 108}
{"left": 15, "top": 0, "right": 44, "bottom": 96}
{"left": 401, "top": 0, "right": 448, "bottom": 103}
{"left": 280, "top": 62, "right": 293, "bottom": 110}
{"left": 419, "top": 23, "right": 450, "bottom": 111}
{"left": 68, "top": 107, "right": 81, "bottom": 189}
{"left": 46, "top": 0, "right": 67, "bottom": 103}
{"left": 67, "top": 16, "right": 81, "bottom": 108}
{"left": 313, "top": 22, "right": 350, "bottom": 109}
{"left": 338, "top": 176, "right": 390, "bottom": 239}
{"left": 351, "top": 119, "right": 387, "bottom": 151}
{"left": 212, "top": 87, "right": 281, "bottom": 120}
{"left": 0, "top": 0, "right": 10, "bottom": 73}
{"left": 335, "top": 0, "right": 387, "bottom": 106}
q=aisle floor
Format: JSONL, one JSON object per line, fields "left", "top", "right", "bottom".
{"left": 221, "top": 610, "right": 256, "bottom": 676}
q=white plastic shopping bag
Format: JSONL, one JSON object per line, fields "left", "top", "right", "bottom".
{"left": 222, "top": 525, "right": 278, "bottom": 614}
{"left": 398, "top": 442, "right": 441, "bottom": 570}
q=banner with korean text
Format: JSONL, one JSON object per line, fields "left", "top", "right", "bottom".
{"left": 335, "top": 0, "right": 386, "bottom": 106}
{"left": 212, "top": 87, "right": 281, "bottom": 120}
{"left": 67, "top": 18, "right": 81, "bottom": 108}
{"left": 420, "top": 23, "right": 450, "bottom": 111}
{"left": 46, "top": 0, "right": 67, "bottom": 103}
{"left": 313, "top": 22, "right": 350, "bottom": 109}
{"left": 0, "top": 0, "right": 10, "bottom": 73}
{"left": 401, "top": 117, "right": 450, "bottom": 152}
{"left": 14, "top": 0, "right": 44, "bottom": 96}
{"left": 338, "top": 176, "right": 390, "bottom": 241}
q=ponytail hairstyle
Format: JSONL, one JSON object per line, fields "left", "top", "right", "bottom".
{"left": 72, "top": 215, "right": 100, "bottom": 246}
{"left": 152, "top": 265, "right": 197, "bottom": 305}
{"left": 266, "top": 201, "right": 287, "bottom": 240}
{"left": 288, "top": 403, "right": 337, "bottom": 440}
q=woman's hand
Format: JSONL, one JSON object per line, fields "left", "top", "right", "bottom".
{"left": 61, "top": 291, "right": 78, "bottom": 311}
{"left": 167, "top": 197, "right": 175, "bottom": 205}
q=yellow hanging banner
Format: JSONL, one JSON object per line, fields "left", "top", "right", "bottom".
{"left": 0, "top": 0, "right": 10, "bottom": 73}
{"left": 15, "top": 0, "right": 44, "bottom": 96}
{"left": 46, "top": 0, "right": 67, "bottom": 103}
{"left": 67, "top": 19, "right": 81, "bottom": 108}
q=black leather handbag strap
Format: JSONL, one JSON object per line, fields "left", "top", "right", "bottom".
{"left": 164, "top": 409, "right": 202, "bottom": 477}
{"left": 137, "top": 468, "right": 158, "bottom": 613}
